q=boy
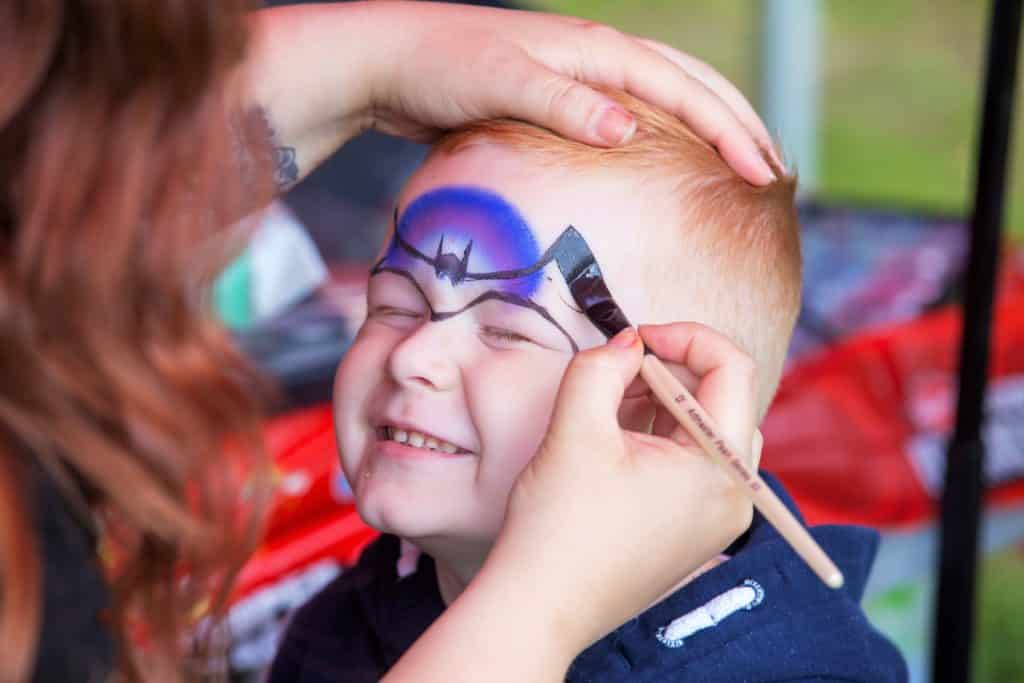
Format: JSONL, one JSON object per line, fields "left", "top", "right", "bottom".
{"left": 269, "top": 91, "right": 907, "bottom": 682}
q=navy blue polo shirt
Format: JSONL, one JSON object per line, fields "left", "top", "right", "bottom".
{"left": 268, "top": 474, "right": 907, "bottom": 682}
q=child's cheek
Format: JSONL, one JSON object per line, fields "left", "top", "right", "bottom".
{"left": 332, "top": 329, "right": 393, "bottom": 478}
{"left": 474, "top": 353, "right": 570, "bottom": 489}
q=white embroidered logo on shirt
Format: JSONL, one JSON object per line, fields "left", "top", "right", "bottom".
{"left": 655, "top": 579, "right": 765, "bottom": 649}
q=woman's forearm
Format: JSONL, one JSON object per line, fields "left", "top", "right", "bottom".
{"left": 382, "top": 556, "right": 577, "bottom": 682}
{"left": 243, "top": 3, "right": 379, "bottom": 185}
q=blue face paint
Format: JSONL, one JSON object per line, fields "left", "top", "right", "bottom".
{"left": 377, "top": 186, "right": 544, "bottom": 299}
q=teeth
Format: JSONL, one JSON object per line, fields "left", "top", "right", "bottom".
{"left": 383, "top": 426, "right": 464, "bottom": 454}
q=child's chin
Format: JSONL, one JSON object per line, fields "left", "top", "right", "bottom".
{"left": 356, "top": 494, "right": 448, "bottom": 539}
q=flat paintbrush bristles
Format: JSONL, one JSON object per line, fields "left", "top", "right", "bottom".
{"left": 556, "top": 227, "right": 632, "bottom": 339}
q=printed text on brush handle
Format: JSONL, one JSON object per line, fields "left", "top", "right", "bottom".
{"left": 672, "top": 393, "right": 762, "bottom": 492}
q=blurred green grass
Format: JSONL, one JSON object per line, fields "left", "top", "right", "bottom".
{"left": 538, "top": 0, "right": 1024, "bottom": 239}
{"left": 536, "top": 2, "right": 1024, "bottom": 681}
{"left": 977, "top": 547, "right": 1024, "bottom": 682}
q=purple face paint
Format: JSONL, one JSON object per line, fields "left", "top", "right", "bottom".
{"left": 377, "top": 186, "right": 544, "bottom": 299}
{"left": 371, "top": 185, "right": 632, "bottom": 352}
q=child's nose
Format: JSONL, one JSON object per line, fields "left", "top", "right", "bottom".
{"left": 386, "top": 320, "right": 461, "bottom": 392}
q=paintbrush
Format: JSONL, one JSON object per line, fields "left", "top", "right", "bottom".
{"left": 555, "top": 227, "right": 844, "bottom": 590}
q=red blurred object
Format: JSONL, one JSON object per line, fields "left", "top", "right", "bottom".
{"left": 232, "top": 405, "right": 377, "bottom": 604}
{"left": 762, "top": 272, "right": 1024, "bottom": 529}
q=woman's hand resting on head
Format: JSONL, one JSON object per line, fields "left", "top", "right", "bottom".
{"left": 247, "top": 1, "right": 778, "bottom": 188}
{"left": 385, "top": 323, "right": 762, "bottom": 682}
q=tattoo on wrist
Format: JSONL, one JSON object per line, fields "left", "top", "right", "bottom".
{"left": 270, "top": 140, "right": 300, "bottom": 191}
{"left": 233, "top": 106, "right": 300, "bottom": 191}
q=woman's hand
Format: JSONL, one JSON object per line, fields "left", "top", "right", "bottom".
{"left": 384, "top": 324, "right": 760, "bottom": 681}
{"left": 247, "top": 2, "right": 776, "bottom": 187}
{"left": 495, "top": 323, "right": 759, "bottom": 652}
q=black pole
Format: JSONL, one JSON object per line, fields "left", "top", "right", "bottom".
{"left": 932, "top": 1, "right": 1021, "bottom": 681}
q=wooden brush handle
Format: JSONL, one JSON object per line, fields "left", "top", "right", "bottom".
{"left": 640, "top": 354, "right": 844, "bottom": 589}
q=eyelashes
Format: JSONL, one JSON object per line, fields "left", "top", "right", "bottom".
{"left": 369, "top": 307, "right": 536, "bottom": 347}
{"left": 367, "top": 306, "right": 425, "bottom": 331}
{"left": 368, "top": 268, "right": 579, "bottom": 352}
{"left": 480, "top": 326, "right": 534, "bottom": 346}
{"left": 371, "top": 305, "right": 420, "bottom": 316}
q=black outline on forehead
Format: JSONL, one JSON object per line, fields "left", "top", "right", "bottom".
{"left": 380, "top": 207, "right": 552, "bottom": 285}
{"left": 372, "top": 266, "right": 580, "bottom": 352}
{"left": 371, "top": 217, "right": 632, "bottom": 351}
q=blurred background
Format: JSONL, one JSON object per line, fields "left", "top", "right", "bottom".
{"left": 219, "top": 2, "right": 1024, "bottom": 681}
{"left": 540, "top": 0, "right": 1024, "bottom": 237}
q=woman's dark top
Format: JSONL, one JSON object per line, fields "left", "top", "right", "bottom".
{"left": 28, "top": 462, "right": 116, "bottom": 682}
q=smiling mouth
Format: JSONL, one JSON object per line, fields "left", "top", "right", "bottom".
{"left": 376, "top": 426, "right": 474, "bottom": 455}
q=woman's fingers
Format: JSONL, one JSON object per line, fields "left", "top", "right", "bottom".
{"left": 621, "top": 65, "right": 774, "bottom": 185}
{"left": 545, "top": 327, "right": 644, "bottom": 449}
{"left": 551, "top": 25, "right": 775, "bottom": 184}
{"left": 636, "top": 39, "right": 784, "bottom": 169}
{"left": 623, "top": 360, "right": 699, "bottom": 399}
{"left": 638, "top": 323, "right": 759, "bottom": 465}
{"left": 496, "top": 58, "right": 638, "bottom": 147}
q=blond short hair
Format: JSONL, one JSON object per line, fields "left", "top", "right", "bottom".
{"left": 435, "top": 90, "right": 801, "bottom": 416}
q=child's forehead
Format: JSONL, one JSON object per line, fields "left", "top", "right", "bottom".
{"left": 383, "top": 186, "right": 573, "bottom": 314}
{"left": 399, "top": 157, "right": 561, "bottom": 247}
{"left": 394, "top": 145, "right": 677, "bottom": 320}
{"left": 398, "top": 146, "right": 656, "bottom": 259}
{"left": 397, "top": 186, "right": 542, "bottom": 268}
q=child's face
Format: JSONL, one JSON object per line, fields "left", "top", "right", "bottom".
{"left": 334, "top": 145, "right": 665, "bottom": 545}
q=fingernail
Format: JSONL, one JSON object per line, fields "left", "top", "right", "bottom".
{"left": 595, "top": 105, "right": 636, "bottom": 145}
{"left": 766, "top": 145, "right": 787, "bottom": 175}
{"left": 608, "top": 327, "right": 637, "bottom": 348}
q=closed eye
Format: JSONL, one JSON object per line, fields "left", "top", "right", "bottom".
{"left": 481, "top": 326, "right": 534, "bottom": 345}
{"left": 370, "top": 305, "right": 423, "bottom": 319}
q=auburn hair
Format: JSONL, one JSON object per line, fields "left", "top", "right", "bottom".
{"left": 0, "top": 1, "right": 273, "bottom": 680}
{"left": 436, "top": 89, "right": 801, "bottom": 413}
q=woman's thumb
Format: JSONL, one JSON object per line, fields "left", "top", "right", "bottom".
{"left": 546, "top": 328, "right": 643, "bottom": 443}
